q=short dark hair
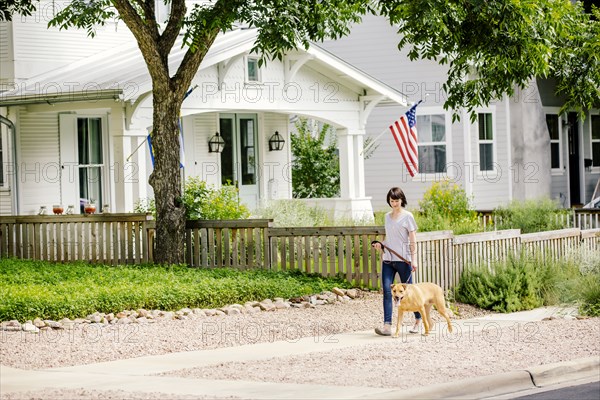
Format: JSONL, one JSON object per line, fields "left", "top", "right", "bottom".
{"left": 386, "top": 187, "right": 407, "bottom": 207}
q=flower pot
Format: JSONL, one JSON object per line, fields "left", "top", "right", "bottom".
{"left": 84, "top": 203, "right": 96, "bottom": 214}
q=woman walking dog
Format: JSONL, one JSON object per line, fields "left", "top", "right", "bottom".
{"left": 372, "top": 187, "right": 421, "bottom": 336}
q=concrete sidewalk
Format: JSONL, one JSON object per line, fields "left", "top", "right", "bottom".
{"left": 1, "top": 306, "right": 598, "bottom": 400}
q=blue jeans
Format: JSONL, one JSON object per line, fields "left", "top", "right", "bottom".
{"left": 382, "top": 261, "right": 421, "bottom": 324}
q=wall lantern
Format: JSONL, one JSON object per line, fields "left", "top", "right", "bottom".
{"left": 208, "top": 132, "right": 225, "bottom": 153}
{"left": 268, "top": 131, "right": 285, "bottom": 151}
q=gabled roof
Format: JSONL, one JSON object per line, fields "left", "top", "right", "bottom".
{"left": 0, "top": 28, "right": 407, "bottom": 107}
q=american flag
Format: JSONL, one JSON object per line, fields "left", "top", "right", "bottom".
{"left": 389, "top": 101, "right": 422, "bottom": 177}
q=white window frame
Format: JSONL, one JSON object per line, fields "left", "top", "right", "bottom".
{"left": 414, "top": 110, "right": 452, "bottom": 180}
{"left": 244, "top": 55, "right": 262, "bottom": 83}
{"left": 476, "top": 111, "right": 497, "bottom": 175}
{"left": 590, "top": 110, "right": 600, "bottom": 173}
{"left": 59, "top": 113, "right": 110, "bottom": 213}
{"left": 0, "top": 127, "right": 5, "bottom": 188}
{"left": 544, "top": 109, "right": 564, "bottom": 175}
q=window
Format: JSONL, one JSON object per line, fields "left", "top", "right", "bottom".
{"left": 77, "top": 117, "right": 104, "bottom": 211}
{"left": 417, "top": 114, "right": 446, "bottom": 173}
{"left": 246, "top": 57, "right": 260, "bottom": 82}
{"left": 546, "top": 114, "right": 561, "bottom": 170}
{"left": 593, "top": 115, "right": 600, "bottom": 167}
{"left": 478, "top": 113, "right": 494, "bottom": 171}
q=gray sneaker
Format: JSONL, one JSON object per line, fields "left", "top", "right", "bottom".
{"left": 375, "top": 324, "right": 391, "bottom": 336}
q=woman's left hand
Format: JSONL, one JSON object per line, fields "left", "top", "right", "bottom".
{"left": 411, "top": 263, "right": 418, "bottom": 272}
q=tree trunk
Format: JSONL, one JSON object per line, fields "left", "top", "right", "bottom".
{"left": 149, "top": 87, "right": 186, "bottom": 265}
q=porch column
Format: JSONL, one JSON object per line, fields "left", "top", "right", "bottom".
{"left": 336, "top": 128, "right": 373, "bottom": 221}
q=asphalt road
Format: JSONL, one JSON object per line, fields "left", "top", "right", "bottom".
{"left": 513, "top": 381, "right": 600, "bottom": 400}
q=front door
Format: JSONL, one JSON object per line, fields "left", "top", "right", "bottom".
{"left": 219, "top": 114, "right": 259, "bottom": 209}
{"left": 567, "top": 112, "right": 581, "bottom": 206}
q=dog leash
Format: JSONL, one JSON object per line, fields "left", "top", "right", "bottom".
{"left": 371, "top": 240, "right": 415, "bottom": 284}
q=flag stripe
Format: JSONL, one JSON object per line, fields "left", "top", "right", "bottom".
{"left": 388, "top": 101, "right": 421, "bottom": 177}
{"left": 390, "top": 124, "right": 412, "bottom": 174}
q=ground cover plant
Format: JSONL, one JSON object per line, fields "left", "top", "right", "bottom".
{"left": 0, "top": 259, "right": 352, "bottom": 322}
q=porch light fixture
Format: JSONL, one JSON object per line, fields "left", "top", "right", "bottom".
{"left": 268, "top": 131, "right": 285, "bottom": 151}
{"left": 208, "top": 132, "right": 225, "bottom": 153}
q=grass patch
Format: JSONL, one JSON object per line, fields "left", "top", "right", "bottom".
{"left": 0, "top": 259, "right": 352, "bottom": 321}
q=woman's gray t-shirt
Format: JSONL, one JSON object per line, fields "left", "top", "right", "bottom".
{"left": 382, "top": 210, "right": 418, "bottom": 262}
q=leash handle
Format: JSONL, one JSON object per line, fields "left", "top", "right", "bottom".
{"left": 370, "top": 240, "right": 411, "bottom": 265}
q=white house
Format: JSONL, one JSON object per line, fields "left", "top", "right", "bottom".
{"left": 321, "top": 14, "right": 600, "bottom": 211}
{"left": 0, "top": 5, "right": 409, "bottom": 219}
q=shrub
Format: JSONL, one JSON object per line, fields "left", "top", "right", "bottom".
{"left": 492, "top": 198, "right": 570, "bottom": 233}
{"left": 455, "top": 253, "right": 547, "bottom": 313}
{"left": 291, "top": 118, "right": 340, "bottom": 198}
{"left": 252, "top": 200, "right": 333, "bottom": 227}
{"left": 182, "top": 177, "right": 249, "bottom": 220}
{"left": 417, "top": 181, "right": 481, "bottom": 234}
{"left": 135, "top": 178, "right": 249, "bottom": 220}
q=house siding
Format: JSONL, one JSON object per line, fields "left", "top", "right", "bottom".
{"left": 191, "top": 113, "right": 219, "bottom": 186}
{"left": 262, "top": 112, "right": 290, "bottom": 200}
{"left": 0, "top": 190, "right": 11, "bottom": 214}
{"left": 11, "top": 8, "right": 133, "bottom": 80}
{"left": 0, "top": 22, "right": 14, "bottom": 83}
{"left": 17, "top": 110, "right": 60, "bottom": 214}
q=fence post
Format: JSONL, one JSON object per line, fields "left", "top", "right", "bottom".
{"left": 264, "top": 221, "right": 272, "bottom": 269}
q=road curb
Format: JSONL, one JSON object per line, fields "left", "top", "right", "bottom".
{"left": 358, "top": 370, "right": 535, "bottom": 399}
{"left": 526, "top": 356, "right": 600, "bottom": 388}
{"left": 358, "top": 357, "right": 599, "bottom": 400}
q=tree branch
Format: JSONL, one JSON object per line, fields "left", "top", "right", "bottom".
{"left": 112, "top": 0, "right": 168, "bottom": 81}
{"left": 159, "top": 0, "right": 186, "bottom": 55}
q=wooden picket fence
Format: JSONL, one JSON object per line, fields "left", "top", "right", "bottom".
{"left": 0, "top": 214, "right": 153, "bottom": 265}
{"left": 1, "top": 214, "right": 599, "bottom": 291}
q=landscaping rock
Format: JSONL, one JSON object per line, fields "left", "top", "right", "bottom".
{"left": 45, "top": 320, "right": 62, "bottom": 329}
{"left": 346, "top": 289, "right": 359, "bottom": 299}
{"left": 259, "top": 302, "right": 276, "bottom": 312}
{"left": 22, "top": 322, "right": 39, "bottom": 333}
{"left": 33, "top": 318, "right": 46, "bottom": 328}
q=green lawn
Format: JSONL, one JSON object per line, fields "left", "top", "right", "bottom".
{"left": 0, "top": 259, "right": 352, "bottom": 321}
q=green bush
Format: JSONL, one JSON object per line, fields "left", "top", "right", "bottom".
{"left": 454, "top": 247, "right": 600, "bottom": 314}
{"left": 182, "top": 177, "right": 249, "bottom": 220}
{"left": 417, "top": 181, "right": 482, "bottom": 234}
{"left": 579, "top": 274, "right": 600, "bottom": 316}
{"left": 492, "top": 198, "right": 570, "bottom": 233}
{"left": 252, "top": 200, "right": 333, "bottom": 227}
{"left": 291, "top": 118, "right": 340, "bottom": 198}
{"left": 454, "top": 253, "right": 547, "bottom": 312}
{"left": 135, "top": 178, "right": 249, "bottom": 220}
{"left": 0, "top": 259, "right": 352, "bottom": 321}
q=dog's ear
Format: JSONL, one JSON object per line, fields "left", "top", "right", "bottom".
{"left": 390, "top": 283, "right": 395, "bottom": 289}
{"left": 401, "top": 284, "right": 408, "bottom": 289}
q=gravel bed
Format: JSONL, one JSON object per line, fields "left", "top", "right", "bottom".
{"left": 164, "top": 318, "right": 600, "bottom": 389}
{"left": 1, "top": 293, "right": 598, "bottom": 400}
{"left": 0, "top": 389, "right": 233, "bottom": 400}
{"left": 0, "top": 293, "right": 487, "bottom": 370}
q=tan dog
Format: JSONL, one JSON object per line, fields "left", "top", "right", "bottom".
{"left": 391, "top": 282, "right": 453, "bottom": 337}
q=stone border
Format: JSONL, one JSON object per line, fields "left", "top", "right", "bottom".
{"left": 0, "top": 287, "right": 362, "bottom": 333}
